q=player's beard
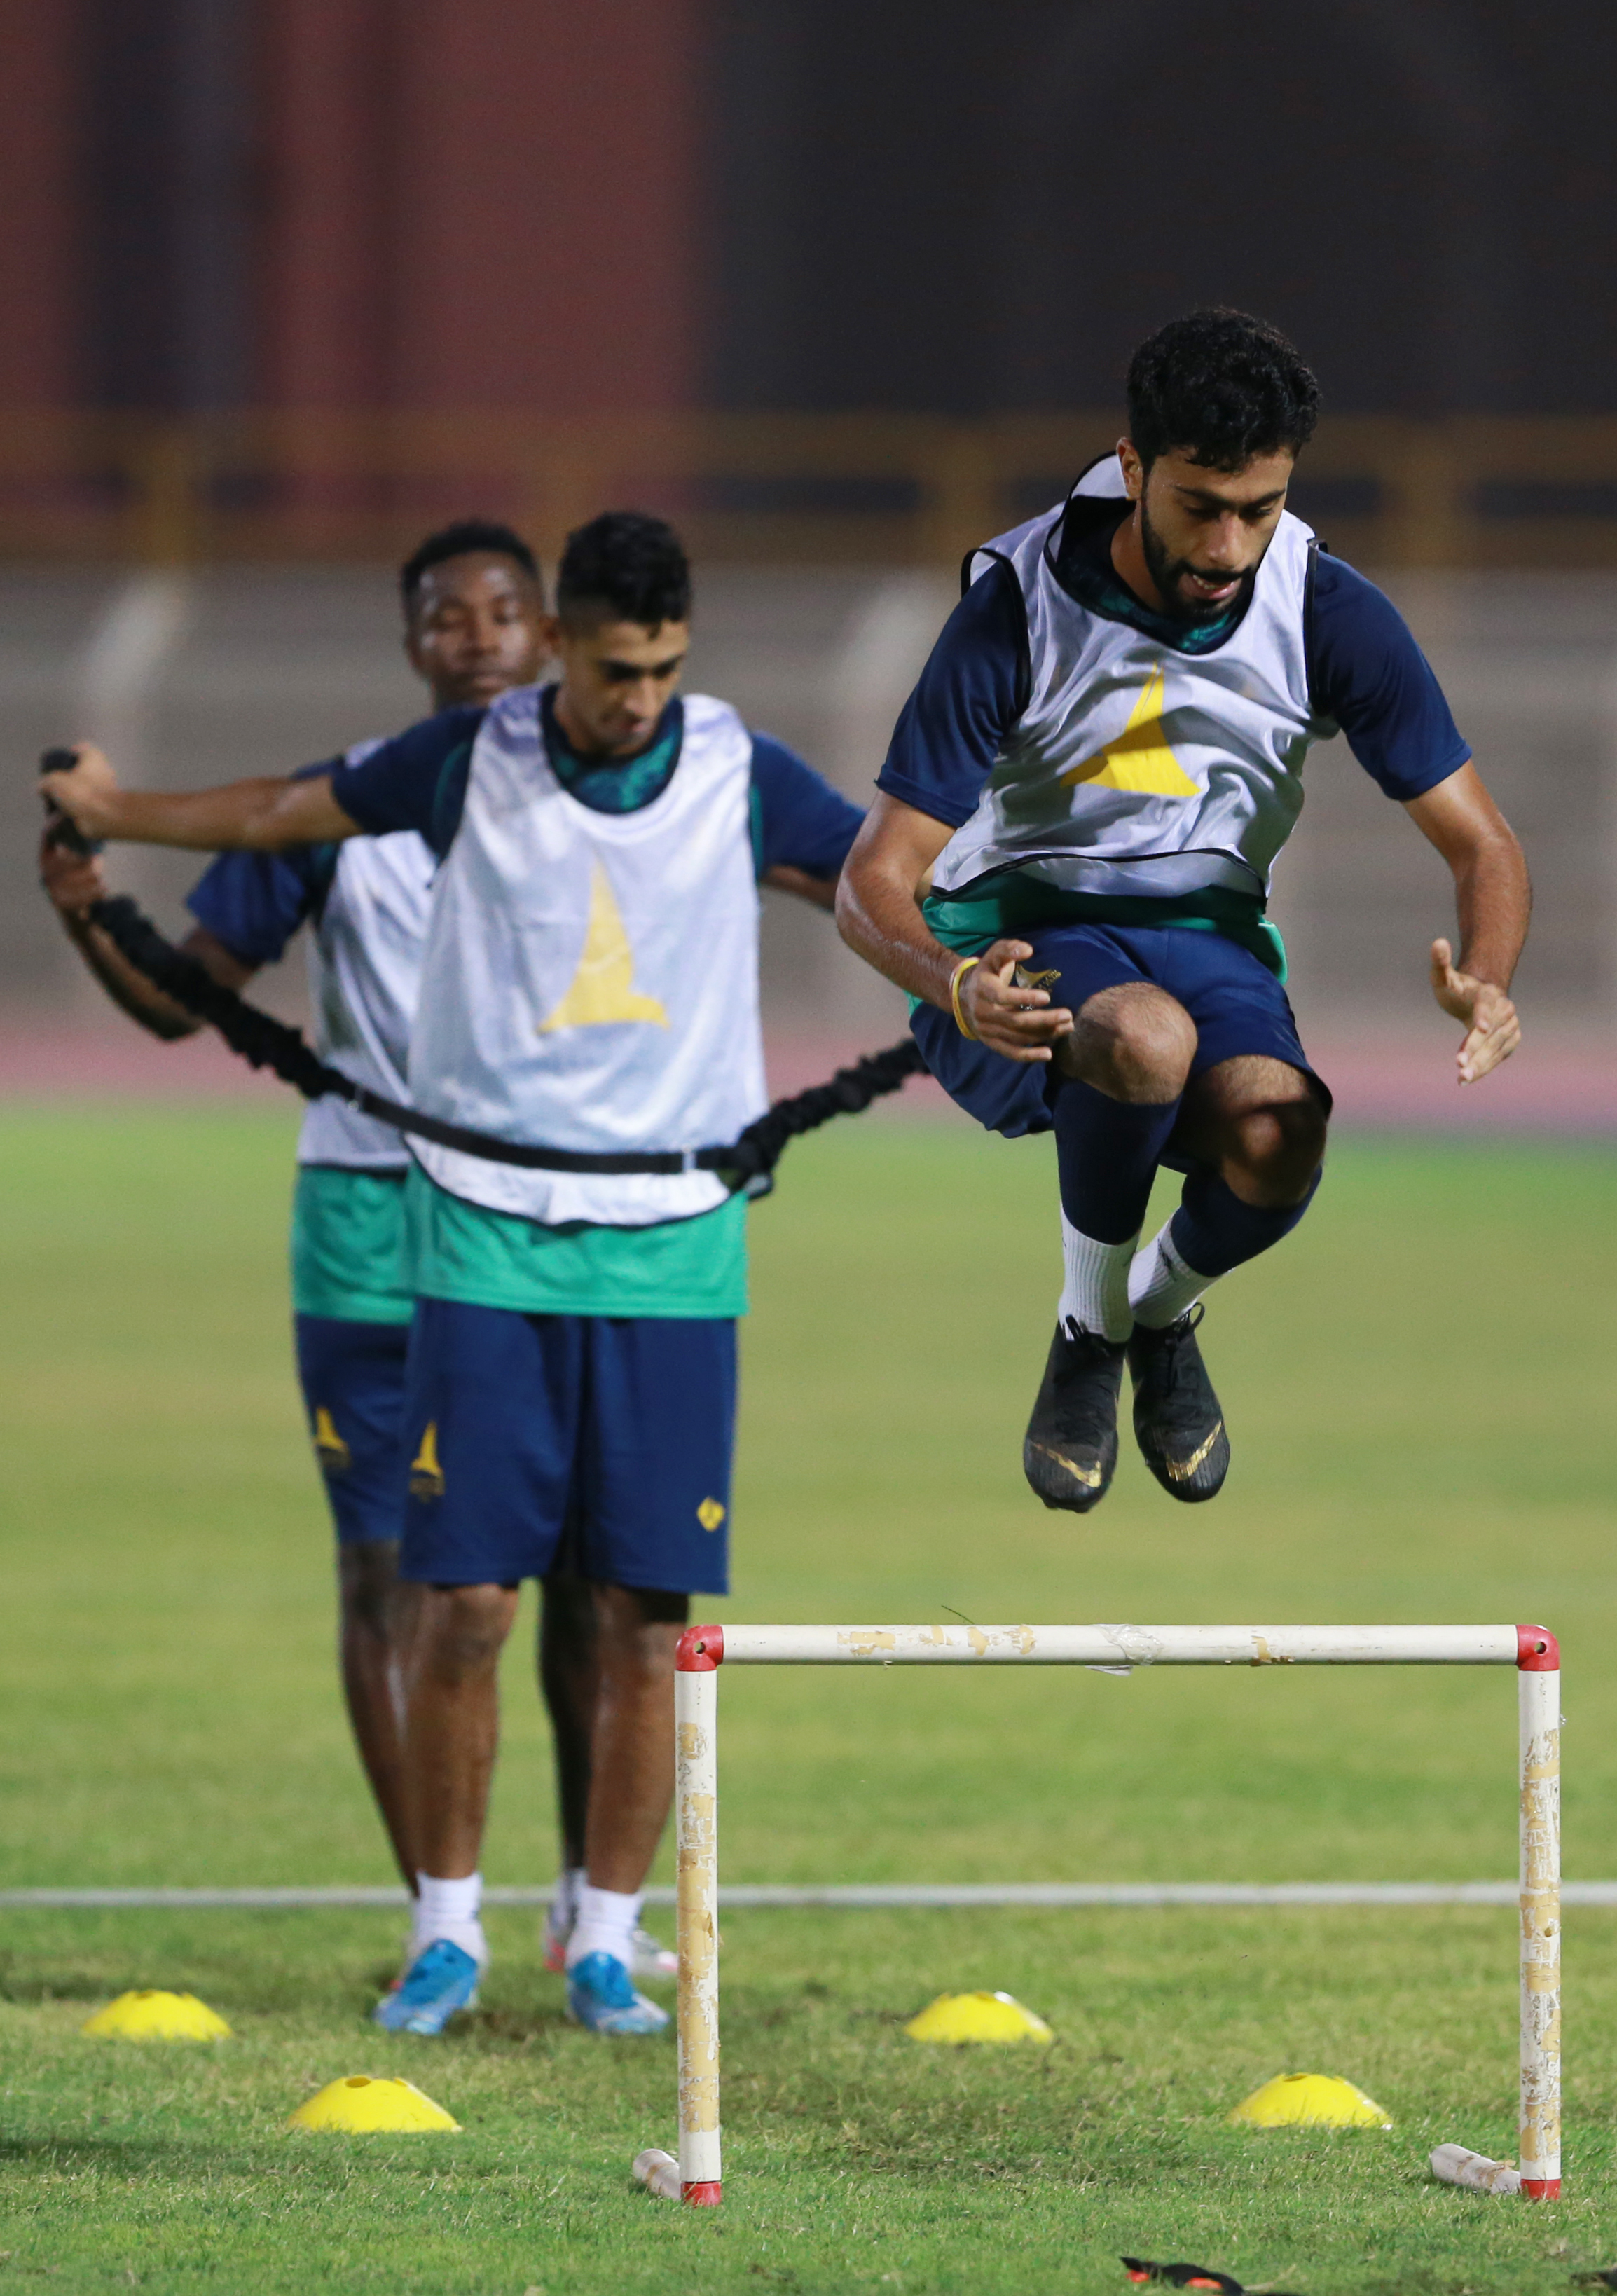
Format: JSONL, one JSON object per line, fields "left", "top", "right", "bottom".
{"left": 1138, "top": 501, "right": 1256, "bottom": 626}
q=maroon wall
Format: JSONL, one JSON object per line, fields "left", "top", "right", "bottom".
{"left": 0, "top": 0, "right": 701, "bottom": 415}
{"left": 0, "top": 0, "right": 78, "bottom": 404}
{"left": 260, "top": 0, "right": 701, "bottom": 413}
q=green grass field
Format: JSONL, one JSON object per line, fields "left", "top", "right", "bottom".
{"left": 1, "top": 1104, "right": 1615, "bottom": 2292}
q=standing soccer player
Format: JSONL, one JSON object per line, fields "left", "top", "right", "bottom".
{"left": 837, "top": 309, "right": 1529, "bottom": 1513}
{"left": 42, "top": 510, "right": 865, "bottom": 2035}
{"left": 37, "top": 521, "right": 551, "bottom": 1899}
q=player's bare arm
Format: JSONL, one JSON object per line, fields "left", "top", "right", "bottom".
{"left": 1402, "top": 761, "right": 1529, "bottom": 1084}
{"left": 762, "top": 862, "right": 840, "bottom": 911}
{"left": 39, "top": 743, "right": 361, "bottom": 852}
{"left": 39, "top": 830, "right": 257, "bottom": 1040}
{"left": 837, "top": 792, "right": 1074, "bottom": 1060}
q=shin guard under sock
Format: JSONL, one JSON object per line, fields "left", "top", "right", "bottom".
{"left": 567, "top": 1885, "right": 643, "bottom": 1972}
{"left": 1131, "top": 1167, "right": 1321, "bottom": 1328}
{"left": 1052, "top": 1078, "right": 1182, "bottom": 1339}
{"left": 413, "top": 1871, "right": 488, "bottom": 1965}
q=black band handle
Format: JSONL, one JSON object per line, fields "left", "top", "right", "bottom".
{"left": 39, "top": 747, "right": 104, "bottom": 857}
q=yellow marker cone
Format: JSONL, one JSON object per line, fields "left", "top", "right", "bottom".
{"left": 904, "top": 1990, "right": 1054, "bottom": 2044}
{"left": 289, "top": 2075, "right": 460, "bottom": 2133}
{"left": 1228, "top": 2072, "right": 1391, "bottom": 2129}
{"left": 81, "top": 1990, "right": 231, "bottom": 2042}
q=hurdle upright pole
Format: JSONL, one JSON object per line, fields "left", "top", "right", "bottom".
{"left": 1517, "top": 1625, "right": 1561, "bottom": 2199}
{"left": 675, "top": 1624, "right": 724, "bottom": 2205}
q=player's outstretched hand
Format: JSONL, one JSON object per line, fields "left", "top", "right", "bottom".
{"left": 1429, "top": 936, "right": 1520, "bottom": 1084}
{"left": 959, "top": 937, "right": 1074, "bottom": 1062}
{"left": 39, "top": 743, "right": 121, "bottom": 840}
{"left": 38, "top": 827, "right": 106, "bottom": 916}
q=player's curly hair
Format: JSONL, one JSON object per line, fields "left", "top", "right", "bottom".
{"left": 399, "top": 518, "right": 541, "bottom": 607}
{"left": 558, "top": 511, "right": 691, "bottom": 628}
{"left": 1127, "top": 309, "right": 1321, "bottom": 473}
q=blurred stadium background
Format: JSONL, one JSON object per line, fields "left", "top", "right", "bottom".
{"left": 1, "top": 0, "right": 1616, "bottom": 1125}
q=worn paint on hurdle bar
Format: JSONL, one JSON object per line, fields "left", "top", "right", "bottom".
{"left": 649, "top": 1621, "right": 1561, "bottom": 2209}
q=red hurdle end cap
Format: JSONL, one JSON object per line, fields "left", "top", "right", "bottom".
{"left": 1516, "top": 1625, "right": 1560, "bottom": 1672}
{"left": 676, "top": 1623, "right": 724, "bottom": 1672}
{"left": 682, "top": 2180, "right": 722, "bottom": 2206}
{"left": 1522, "top": 2175, "right": 1561, "bottom": 2201}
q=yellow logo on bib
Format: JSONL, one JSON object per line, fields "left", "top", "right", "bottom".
{"left": 312, "top": 1406, "right": 351, "bottom": 1476}
{"left": 1061, "top": 666, "right": 1198, "bottom": 797}
{"left": 696, "top": 1498, "right": 726, "bottom": 1532}
{"left": 409, "top": 1422, "right": 445, "bottom": 1501}
{"left": 538, "top": 862, "right": 668, "bottom": 1033}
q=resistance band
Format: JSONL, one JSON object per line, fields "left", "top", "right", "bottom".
{"left": 48, "top": 809, "right": 923, "bottom": 1191}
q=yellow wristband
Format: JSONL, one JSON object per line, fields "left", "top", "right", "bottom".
{"left": 949, "top": 956, "right": 981, "bottom": 1040}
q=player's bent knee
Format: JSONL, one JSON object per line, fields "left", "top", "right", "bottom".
{"left": 420, "top": 1581, "right": 520, "bottom": 1675}
{"left": 1232, "top": 1096, "right": 1328, "bottom": 1200}
{"left": 1072, "top": 986, "right": 1196, "bottom": 1101}
{"left": 1271, "top": 1090, "right": 1329, "bottom": 1169}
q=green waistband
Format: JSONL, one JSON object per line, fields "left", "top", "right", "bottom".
{"left": 923, "top": 875, "right": 1287, "bottom": 982}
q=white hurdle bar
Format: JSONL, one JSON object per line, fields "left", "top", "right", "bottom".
{"left": 661, "top": 1621, "right": 1561, "bottom": 2207}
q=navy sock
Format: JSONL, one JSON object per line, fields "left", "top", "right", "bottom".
{"left": 1052, "top": 1076, "right": 1182, "bottom": 1245}
{"left": 1171, "top": 1165, "right": 1321, "bottom": 1277}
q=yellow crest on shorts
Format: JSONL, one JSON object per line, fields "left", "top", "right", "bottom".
{"left": 312, "top": 1407, "right": 351, "bottom": 1476}
{"left": 409, "top": 1422, "right": 445, "bottom": 1501}
{"left": 696, "top": 1498, "right": 726, "bottom": 1532}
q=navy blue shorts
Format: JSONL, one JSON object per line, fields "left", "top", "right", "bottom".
{"left": 397, "top": 1300, "right": 737, "bottom": 1594}
{"left": 916, "top": 922, "right": 1330, "bottom": 1143}
{"left": 294, "top": 1314, "right": 411, "bottom": 1546}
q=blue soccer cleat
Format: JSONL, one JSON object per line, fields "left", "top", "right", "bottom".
{"left": 566, "top": 1951, "right": 670, "bottom": 2035}
{"left": 372, "top": 1938, "right": 482, "bottom": 2035}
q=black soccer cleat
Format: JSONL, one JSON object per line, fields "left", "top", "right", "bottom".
{"left": 1126, "top": 1305, "right": 1230, "bottom": 1502}
{"left": 1022, "top": 1322, "right": 1126, "bottom": 1513}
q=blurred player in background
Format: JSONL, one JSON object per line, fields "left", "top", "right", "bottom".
{"left": 37, "top": 524, "right": 640, "bottom": 1957}
{"left": 838, "top": 309, "right": 1529, "bottom": 1515}
{"left": 43, "top": 510, "right": 866, "bottom": 2038}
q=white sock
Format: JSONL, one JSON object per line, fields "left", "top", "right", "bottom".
{"left": 1059, "top": 1213, "right": 1137, "bottom": 1342}
{"left": 548, "top": 1864, "right": 587, "bottom": 1939}
{"left": 1129, "top": 1218, "right": 1218, "bottom": 1329}
{"left": 412, "top": 1871, "right": 488, "bottom": 1967}
{"left": 566, "top": 1883, "right": 643, "bottom": 1971}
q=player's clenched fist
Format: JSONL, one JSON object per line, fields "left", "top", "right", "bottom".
{"left": 958, "top": 937, "right": 1074, "bottom": 1062}
{"left": 39, "top": 743, "right": 121, "bottom": 840}
{"left": 38, "top": 830, "right": 106, "bottom": 916}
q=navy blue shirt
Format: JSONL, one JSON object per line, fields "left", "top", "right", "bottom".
{"left": 186, "top": 756, "right": 338, "bottom": 966}
{"left": 187, "top": 843, "right": 328, "bottom": 969}
{"left": 331, "top": 692, "right": 861, "bottom": 879}
{"left": 877, "top": 546, "right": 1472, "bottom": 832}
{"left": 187, "top": 692, "right": 862, "bottom": 965}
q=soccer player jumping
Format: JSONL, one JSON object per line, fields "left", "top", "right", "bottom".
{"left": 838, "top": 310, "right": 1529, "bottom": 1513}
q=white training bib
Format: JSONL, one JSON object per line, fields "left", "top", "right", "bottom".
{"left": 297, "top": 738, "right": 436, "bottom": 1171}
{"left": 934, "top": 455, "right": 1333, "bottom": 903}
{"left": 408, "top": 687, "right": 766, "bottom": 1227}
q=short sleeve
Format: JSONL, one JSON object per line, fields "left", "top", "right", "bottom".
{"left": 749, "top": 737, "right": 865, "bottom": 877}
{"left": 1307, "top": 555, "right": 1471, "bottom": 799}
{"left": 329, "top": 706, "right": 486, "bottom": 854}
{"left": 186, "top": 848, "right": 325, "bottom": 968}
{"left": 875, "top": 559, "right": 1028, "bottom": 827}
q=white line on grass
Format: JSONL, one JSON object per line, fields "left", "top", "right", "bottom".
{"left": 4, "top": 1882, "right": 1616, "bottom": 1908}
